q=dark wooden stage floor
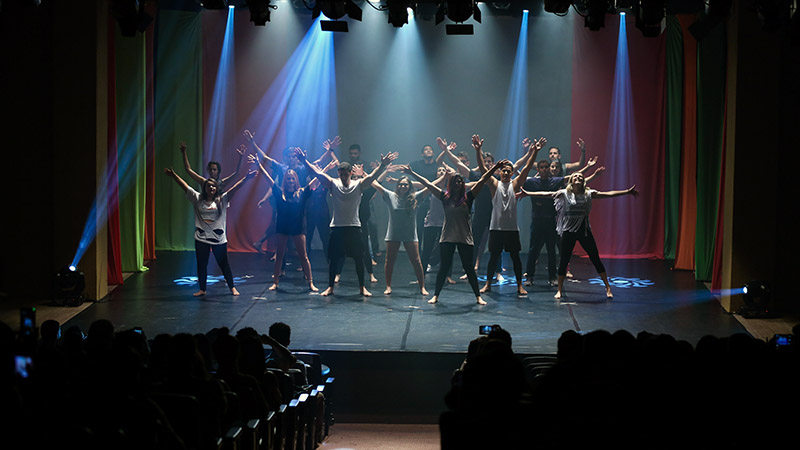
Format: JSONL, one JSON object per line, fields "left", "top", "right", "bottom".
{"left": 64, "top": 250, "right": 746, "bottom": 354}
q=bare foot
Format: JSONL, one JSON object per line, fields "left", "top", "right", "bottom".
{"left": 384, "top": 286, "right": 392, "bottom": 295}
{"left": 360, "top": 287, "right": 372, "bottom": 297}
{"left": 554, "top": 291, "right": 563, "bottom": 299}
{"left": 269, "top": 283, "right": 278, "bottom": 291}
{"left": 459, "top": 273, "right": 468, "bottom": 280}
{"left": 193, "top": 290, "right": 206, "bottom": 297}
{"left": 447, "top": 277, "right": 457, "bottom": 284}
{"left": 334, "top": 274, "right": 340, "bottom": 283}
{"left": 566, "top": 270, "right": 573, "bottom": 278}
{"left": 370, "top": 275, "right": 379, "bottom": 283}
{"left": 420, "top": 287, "right": 429, "bottom": 296}
{"left": 321, "top": 287, "right": 334, "bottom": 296}
{"left": 480, "top": 284, "right": 491, "bottom": 293}
{"left": 606, "top": 287, "right": 613, "bottom": 299}
{"left": 476, "top": 296, "right": 487, "bottom": 305}
{"left": 517, "top": 287, "right": 528, "bottom": 296}
{"left": 309, "top": 282, "right": 319, "bottom": 292}
{"left": 231, "top": 287, "right": 240, "bottom": 296}
{"left": 372, "top": 260, "right": 378, "bottom": 266}
{"left": 428, "top": 295, "right": 438, "bottom": 304}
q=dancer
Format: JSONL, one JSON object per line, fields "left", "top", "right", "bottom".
{"left": 473, "top": 134, "right": 541, "bottom": 295}
{"left": 548, "top": 137, "right": 587, "bottom": 176}
{"left": 518, "top": 172, "right": 638, "bottom": 299}
{"left": 302, "top": 149, "right": 398, "bottom": 297}
{"left": 523, "top": 157, "right": 605, "bottom": 286}
{"left": 255, "top": 158, "right": 319, "bottom": 292}
{"left": 163, "top": 167, "right": 257, "bottom": 296}
{"left": 180, "top": 141, "right": 251, "bottom": 189}
{"left": 372, "top": 170, "right": 443, "bottom": 296}
{"left": 403, "top": 160, "right": 505, "bottom": 305}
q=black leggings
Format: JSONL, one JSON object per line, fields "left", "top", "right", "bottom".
{"left": 195, "top": 240, "right": 234, "bottom": 291}
{"left": 420, "top": 226, "right": 442, "bottom": 272}
{"left": 486, "top": 251, "right": 523, "bottom": 285}
{"left": 436, "top": 242, "right": 480, "bottom": 296}
{"left": 328, "top": 227, "right": 366, "bottom": 288}
{"left": 526, "top": 217, "right": 558, "bottom": 280}
{"left": 558, "top": 223, "right": 606, "bottom": 277}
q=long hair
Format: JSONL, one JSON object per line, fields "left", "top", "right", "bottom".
{"left": 443, "top": 174, "right": 467, "bottom": 207}
{"left": 281, "top": 169, "right": 300, "bottom": 199}
{"left": 394, "top": 176, "right": 417, "bottom": 212}
{"left": 201, "top": 178, "right": 223, "bottom": 211}
{"left": 565, "top": 173, "right": 585, "bottom": 195}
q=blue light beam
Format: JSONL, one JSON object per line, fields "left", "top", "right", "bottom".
{"left": 205, "top": 7, "right": 237, "bottom": 165}
{"left": 497, "top": 10, "right": 529, "bottom": 159}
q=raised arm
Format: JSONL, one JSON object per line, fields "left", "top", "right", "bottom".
{"left": 179, "top": 142, "right": 206, "bottom": 185}
{"left": 472, "top": 134, "right": 487, "bottom": 174}
{"left": 592, "top": 185, "right": 638, "bottom": 199}
{"left": 402, "top": 165, "right": 443, "bottom": 199}
{"left": 564, "top": 137, "right": 587, "bottom": 171}
{"left": 243, "top": 129, "right": 281, "bottom": 169}
{"left": 224, "top": 169, "right": 258, "bottom": 200}
{"left": 297, "top": 148, "right": 335, "bottom": 189}
{"left": 313, "top": 135, "right": 341, "bottom": 166}
{"left": 470, "top": 159, "right": 506, "bottom": 197}
{"left": 259, "top": 333, "right": 297, "bottom": 371}
{"left": 513, "top": 138, "right": 543, "bottom": 190}
{"left": 220, "top": 144, "right": 249, "bottom": 185}
{"left": 164, "top": 167, "right": 191, "bottom": 193}
{"left": 437, "top": 137, "right": 470, "bottom": 178}
{"left": 584, "top": 165, "right": 605, "bottom": 184}
{"left": 361, "top": 152, "right": 398, "bottom": 188}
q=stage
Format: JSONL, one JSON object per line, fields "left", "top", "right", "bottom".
{"left": 63, "top": 250, "right": 746, "bottom": 354}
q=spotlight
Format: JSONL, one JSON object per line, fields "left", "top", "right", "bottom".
{"left": 544, "top": 0, "right": 571, "bottom": 15}
{"left": 111, "top": 0, "right": 153, "bottom": 37}
{"left": 688, "top": 0, "right": 732, "bottom": 40}
{"left": 583, "top": 0, "right": 611, "bottom": 31}
{"left": 247, "top": 0, "right": 276, "bottom": 25}
{"left": 436, "top": 0, "right": 482, "bottom": 34}
{"left": 387, "top": 0, "right": 415, "bottom": 28}
{"left": 54, "top": 265, "right": 86, "bottom": 307}
{"left": 314, "top": 0, "right": 362, "bottom": 31}
{"left": 635, "top": 0, "right": 665, "bottom": 37}
{"left": 739, "top": 281, "right": 777, "bottom": 319}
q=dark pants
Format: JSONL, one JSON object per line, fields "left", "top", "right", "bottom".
{"left": 485, "top": 231, "right": 523, "bottom": 285}
{"left": 360, "top": 223, "right": 374, "bottom": 275}
{"left": 420, "top": 226, "right": 443, "bottom": 272}
{"left": 558, "top": 223, "right": 606, "bottom": 277}
{"left": 416, "top": 201, "right": 430, "bottom": 256}
{"left": 328, "top": 227, "right": 366, "bottom": 288}
{"left": 306, "top": 212, "right": 330, "bottom": 260}
{"left": 526, "top": 217, "right": 559, "bottom": 280}
{"left": 436, "top": 242, "right": 480, "bottom": 297}
{"left": 472, "top": 213, "right": 501, "bottom": 274}
{"left": 195, "top": 240, "right": 234, "bottom": 291}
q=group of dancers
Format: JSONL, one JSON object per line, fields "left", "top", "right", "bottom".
{"left": 164, "top": 130, "right": 638, "bottom": 304}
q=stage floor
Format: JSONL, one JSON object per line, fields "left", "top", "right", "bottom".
{"left": 62, "top": 250, "right": 747, "bottom": 354}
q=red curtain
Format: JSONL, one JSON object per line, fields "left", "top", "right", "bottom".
{"left": 571, "top": 14, "right": 666, "bottom": 259}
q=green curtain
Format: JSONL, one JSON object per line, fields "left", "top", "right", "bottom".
{"left": 664, "top": 15, "right": 683, "bottom": 260}
{"left": 116, "top": 25, "right": 149, "bottom": 272}
{"left": 695, "top": 22, "right": 726, "bottom": 281}
{"left": 154, "top": 10, "right": 203, "bottom": 251}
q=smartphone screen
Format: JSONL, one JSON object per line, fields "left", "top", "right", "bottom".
{"left": 15, "top": 355, "right": 33, "bottom": 379}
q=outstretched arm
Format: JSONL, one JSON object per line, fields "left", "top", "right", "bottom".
{"left": 243, "top": 129, "right": 281, "bottom": 169}
{"left": 513, "top": 138, "right": 543, "bottom": 190}
{"left": 313, "top": 136, "right": 342, "bottom": 166}
{"left": 180, "top": 142, "right": 206, "bottom": 185}
{"left": 164, "top": 167, "right": 191, "bottom": 193}
{"left": 297, "top": 148, "right": 335, "bottom": 189}
{"left": 436, "top": 137, "right": 470, "bottom": 178}
{"left": 585, "top": 165, "right": 605, "bottom": 184}
{"left": 362, "top": 152, "right": 399, "bottom": 188}
{"left": 472, "top": 134, "right": 487, "bottom": 174}
{"left": 470, "top": 159, "right": 506, "bottom": 197}
{"left": 512, "top": 136, "right": 545, "bottom": 173}
{"left": 564, "top": 137, "right": 587, "bottom": 171}
{"left": 516, "top": 188, "right": 559, "bottom": 199}
{"left": 220, "top": 144, "right": 249, "bottom": 186}
{"left": 402, "top": 165, "right": 443, "bottom": 199}
{"left": 593, "top": 185, "right": 638, "bottom": 199}
{"left": 224, "top": 169, "right": 258, "bottom": 201}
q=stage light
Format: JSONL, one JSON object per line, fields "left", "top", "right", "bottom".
{"left": 387, "top": 0, "right": 415, "bottom": 28}
{"left": 247, "top": 0, "right": 276, "bottom": 25}
{"left": 583, "top": 0, "right": 611, "bottom": 31}
{"left": 544, "top": 0, "right": 571, "bottom": 15}
{"left": 436, "top": 0, "right": 482, "bottom": 34}
{"left": 111, "top": 0, "right": 153, "bottom": 37}
{"left": 54, "top": 266, "right": 86, "bottom": 307}
{"left": 635, "top": 0, "right": 665, "bottom": 37}
{"left": 689, "top": 0, "right": 732, "bottom": 40}
{"left": 739, "top": 281, "right": 776, "bottom": 318}
{"left": 314, "top": 0, "right": 362, "bottom": 31}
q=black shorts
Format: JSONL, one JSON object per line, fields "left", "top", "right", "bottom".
{"left": 488, "top": 230, "right": 521, "bottom": 253}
